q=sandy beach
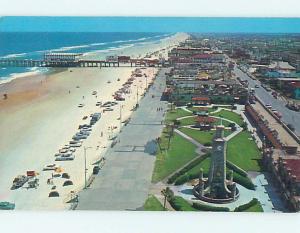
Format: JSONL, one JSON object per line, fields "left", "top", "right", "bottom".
{"left": 0, "top": 33, "right": 188, "bottom": 210}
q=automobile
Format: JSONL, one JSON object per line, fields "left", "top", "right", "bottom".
{"left": 92, "top": 91, "right": 97, "bottom": 95}
{"left": 78, "top": 104, "right": 85, "bottom": 108}
{"left": 43, "top": 164, "right": 58, "bottom": 171}
{"left": 96, "top": 102, "right": 102, "bottom": 106}
{"left": 107, "top": 81, "right": 111, "bottom": 84}
{"left": 78, "top": 124, "right": 91, "bottom": 129}
{"left": 80, "top": 130, "right": 90, "bottom": 136}
{"left": 74, "top": 133, "right": 88, "bottom": 139}
{"left": 0, "top": 202, "right": 15, "bottom": 210}
{"left": 59, "top": 148, "right": 69, "bottom": 153}
{"left": 11, "top": 175, "right": 29, "bottom": 190}
{"left": 55, "top": 152, "right": 72, "bottom": 157}
{"left": 70, "top": 143, "right": 82, "bottom": 148}
{"left": 69, "top": 148, "right": 76, "bottom": 153}
{"left": 70, "top": 140, "right": 82, "bottom": 144}
{"left": 55, "top": 154, "right": 75, "bottom": 161}
{"left": 82, "top": 116, "right": 88, "bottom": 120}
{"left": 81, "top": 127, "right": 92, "bottom": 131}
{"left": 104, "top": 108, "right": 114, "bottom": 112}
{"left": 255, "top": 84, "right": 259, "bottom": 88}
{"left": 72, "top": 134, "right": 87, "bottom": 140}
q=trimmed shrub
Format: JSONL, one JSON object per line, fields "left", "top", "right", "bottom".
{"left": 192, "top": 202, "right": 230, "bottom": 212}
{"left": 169, "top": 196, "right": 198, "bottom": 211}
{"left": 232, "top": 173, "right": 255, "bottom": 190}
{"left": 234, "top": 198, "right": 260, "bottom": 212}
{"left": 226, "top": 161, "right": 248, "bottom": 177}
{"left": 203, "top": 142, "right": 212, "bottom": 147}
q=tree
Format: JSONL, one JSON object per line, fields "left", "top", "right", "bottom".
{"left": 161, "top": 187, "right": 174, "bottom": 209}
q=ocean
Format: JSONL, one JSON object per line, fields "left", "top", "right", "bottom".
{"left": 1, "top": 16, "right": 300, "bottom": 83}
{"left": 0, "top": 32, "right": 171, "bottom": 83}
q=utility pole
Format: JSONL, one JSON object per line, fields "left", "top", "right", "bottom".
{"left": 84, "top": 146, "right": 92, "bottom": 189}
{"left": 136, "top": 85, "right": 139, "bottom": 107}
{"left": 119, "top": 104, "right": 123, "bottom": 131}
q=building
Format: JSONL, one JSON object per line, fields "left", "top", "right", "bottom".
{"left": 191, "top": 97, "right": 210, "bottom": 105}
{"left": 263, "top": 149, "right": 300, "bottom": 212}
{"left": 193, "top": 125, "right": 239, "bottom": 203}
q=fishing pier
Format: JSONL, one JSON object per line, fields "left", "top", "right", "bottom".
{"left": 0, "top": 53, "right": 166, "bottom": 68}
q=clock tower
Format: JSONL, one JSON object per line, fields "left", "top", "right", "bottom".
{"left": 207, "top": 125, "right": 231, "bottom": 198}
{"left": 193, "top": 125, "right": 239, "bottom": 203}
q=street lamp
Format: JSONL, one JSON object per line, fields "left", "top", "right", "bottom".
{"left": 119, "top": 104, "right": 123, "bottom": 131}
{"left": 84, "top": 146, "right": 92, "bottom": 189}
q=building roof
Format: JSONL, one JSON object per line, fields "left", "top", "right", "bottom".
{"left": 192, "top": 97, "right": 210, "bottom": 101}
{"left": 269, "top": 61, "right": 296, "bottom": 71}
{"left": 284, "top": 159, "right": 300, "bottom": 182}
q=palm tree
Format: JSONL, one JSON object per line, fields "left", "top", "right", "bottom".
{"left": 161, "top": 187, "right": 174, "bottom": 210}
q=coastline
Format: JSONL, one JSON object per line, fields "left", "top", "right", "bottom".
{"left": 0, "top": 32, "right": 189, "bottom": 210}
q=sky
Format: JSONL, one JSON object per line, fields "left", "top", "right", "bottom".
{"left": 0, "top": 17, "right": 300, "bottom": 33}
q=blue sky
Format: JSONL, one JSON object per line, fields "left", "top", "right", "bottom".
{"left": 0, "top": 17, "right": 300, "bottom": 33}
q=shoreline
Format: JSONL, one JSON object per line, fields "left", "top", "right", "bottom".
{"left": 0, "top": 32, "right": 189, "bottom": 210}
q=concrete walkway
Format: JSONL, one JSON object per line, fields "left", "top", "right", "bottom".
{"left": 76, "top": 68, "right": 170, "bottom": 210}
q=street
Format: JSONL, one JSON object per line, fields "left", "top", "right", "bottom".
{"left": 76, "top": 68, "right": 169, "bottom": 210}
{"left": 234, "top": 66, "right": 300, "bottom": 135}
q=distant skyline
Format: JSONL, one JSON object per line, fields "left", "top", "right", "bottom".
{"left": 0, "top": 17, "right": 300, "bottom": 33}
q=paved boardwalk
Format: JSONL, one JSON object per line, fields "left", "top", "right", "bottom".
{"left": 76, "top": 68, "right": 169, "bottom": 210}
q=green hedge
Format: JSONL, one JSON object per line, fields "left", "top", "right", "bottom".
{"left": 234, "top": 198, "right": 261, "bottom": 212}
{"left": 169, "top": 196, "right": 198, "bottom": 211}
{"left": 192, "top": 202, "right": 230, "bottom": 212}
{"left": 167, "top": 153, "right": 211, "bottom": 184}
{"left": 232, "top": 173, "right": 255, "bottom": 190}
{"left": 226, "top": 161, "right": 248, "bottom": 177}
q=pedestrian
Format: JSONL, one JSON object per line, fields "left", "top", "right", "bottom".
{"left": 101, "top": 131, "right": 103, "bottom": 137}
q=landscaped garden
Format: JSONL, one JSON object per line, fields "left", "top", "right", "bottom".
{"left": 152, "top": 129, "right": 198, "bottom": 183}
{"left": 179, "top": 127, "right": 232, "bottom": 145}
{"left": 210, "top": 109, "right": 244, "bottom": 126}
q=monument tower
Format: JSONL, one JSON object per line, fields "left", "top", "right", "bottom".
{"left": 193, "top": 125, "right": 239, "bottom": 203}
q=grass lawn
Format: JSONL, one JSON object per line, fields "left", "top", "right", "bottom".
{"left": 211, "top": 110, "right": 244, "bottom": 126}
{"left": 178, "top": 116, "right": 196, "bottom": 126}
{"left": 144, "top": 195, "right": 166, "bottom": 211}
{"left": 152, "top": 131, "right": 198, "bottom": 182}
{"left": 165, "top": 108, "right": 192, "bottom": 124}
{"left": 227, "top": 131, "right": 262, "bottom": 172}
{"left": 169, "top": 196, "right": 198, "bottom": 211}
{"left": 179, "top": 128, "right": 232, "bottom": 145}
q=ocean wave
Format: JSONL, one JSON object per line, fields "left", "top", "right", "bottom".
{"left": 0, "top": 53, "right": 27, "bottom": 59}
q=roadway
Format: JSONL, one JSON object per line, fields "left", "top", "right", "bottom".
{"left": 233, "top": 66, "right": 300, "bottom": 136}
{"left": 76, "top": 68, "right": 169, "bottom": 210}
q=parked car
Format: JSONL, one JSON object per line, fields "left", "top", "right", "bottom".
{"left": 0, "top": 202, "right": 15, "bottom": 210}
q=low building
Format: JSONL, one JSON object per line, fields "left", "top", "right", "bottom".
{"left": 191, "top": 97, "right": 210, "bottom": 105}
{"left": 263, "top": 149, "right": 300, "bottom": 212}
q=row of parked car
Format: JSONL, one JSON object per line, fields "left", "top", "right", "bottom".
{"left": 54, "top": 113, "right": 101, "bottom": 161}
